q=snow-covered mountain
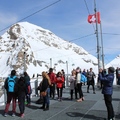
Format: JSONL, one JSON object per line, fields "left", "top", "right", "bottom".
{"left": 105, "top": 55, "right": 120, "bottom": 69}
{"left": 0, "top": 22, "right": 98, "bottom": 77}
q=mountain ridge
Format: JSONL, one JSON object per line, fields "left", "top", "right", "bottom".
{"left": 0, "top": 22, "right": 98, "bottom": 77}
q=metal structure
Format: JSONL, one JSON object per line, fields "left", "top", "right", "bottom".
{"left": 94, "top": 0, "right": 101, "bottom": 72}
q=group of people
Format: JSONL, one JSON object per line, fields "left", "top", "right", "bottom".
{"left": 69, "top": 67, "right": 96, "bottom": 102}
{"left": 39, "top": 67, "right": 97, "bottom": 110}
{"left": 4, "top": 70, "right": 31, "bottom": 118}
{"left": 39, "top": 68, "right": 65, "bottom": 111}
{"left": 39, "top": 66, "right": 116, "bottom": 120}
{"left": 3, "top": 66, "right": 116, "bottom": 120}
{"left": 69, "top": 66, "right": 115, "bottom": 120}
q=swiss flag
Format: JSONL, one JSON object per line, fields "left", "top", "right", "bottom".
{"left": 88, "top": 12, "right": 100, "bottom": 24}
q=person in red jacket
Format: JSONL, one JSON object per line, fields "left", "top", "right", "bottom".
{"left": 55, "top": 71, "right": 64, "bottom": 101}
{"left": 48, "top": 68, "right": 56, "bottom": 99}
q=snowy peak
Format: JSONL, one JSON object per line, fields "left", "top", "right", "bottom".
{"left": 0, "top": 22, "right": 98, "bottom": 77}
{"left": 106, "top": 55, "right": 120, "bottom": 68}
{"left": 5, "top": 22, "right": 88, "bottom": 54}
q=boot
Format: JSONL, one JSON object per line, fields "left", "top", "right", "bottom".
{"left": 71, "top": 94, "right": 73, "bottom": 100}
{"left": 40, "top": 103, "right": 45, "bottom": 109}
{"left": 43, "top": 105, "right": 49, "bottom": 111}
{"left": 87, "top": 89, "right": 89, "bottom": 93}
{"left": 52, "top": 93, "right": 55, "bottom": 99}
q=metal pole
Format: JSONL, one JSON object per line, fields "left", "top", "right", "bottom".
{"left": 50, "top": 58, "right": 52, "bottom": 68}
{"left": 94, "top": 0, "right": 101, "bottom": 72}
{"left": 66, "top": 61, "right": 68, "bottom": 87}
{"left": 100, "top": 22, "right": 105, "bottom": 69}
{"left": 24, "top": 52, "right": 26, "bottom": 72}
{"left": 35, "top": 75, "right": 38, "bottom": 96}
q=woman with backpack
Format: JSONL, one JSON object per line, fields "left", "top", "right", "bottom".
{"left": 4, "top": 70, "right": 18, "bottom": 117}
{"left": 75, "top": 67, "right": 86, "bottom": 102}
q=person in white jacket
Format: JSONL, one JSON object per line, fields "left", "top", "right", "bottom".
{"left": 69, "top": 69, "right": 76, "bottom": 100}
{"left": 75, "top": 67, "right": 86, "bottom": 102}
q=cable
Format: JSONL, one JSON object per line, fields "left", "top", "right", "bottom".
{"left": 83, "top": 0, "right": 91, "bottom": 15}
{"left": 83, "top": 0, "right": 95, "bottom": 31}
{"left": 104, "top": 55, "right": 114, "bottom": 66}
{"left": 102, "top": 33, "right": 120, "bottom": 36}
{"left": 104, "top": 47, "right": 120, "bottom": 50}
{"left": 69, "top": 33, "right": 94, "bottom": 42}
{"left": 0, "top": 0, "right": 61, "bottom": 32}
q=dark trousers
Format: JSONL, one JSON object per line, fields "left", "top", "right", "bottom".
{"left": 79, "top": 83, "right": 83, "bottom": 98}
{"left": 75, "top": 83, "right": 83, "bottom": 99}
{"left": 50, "top": 83, "right": 55, "bottom": 98}
{"left": 18, "top": 95, "right": 25, "bottom": 114}
{"left": 75, "top": 86, "right": 78, "bottom": 99}
{"left": 70, "top": 89, "right": 73, "bottom": 100}
{"left": 100, "top": 81, "right": 103, "bottom": 89}
{"left": 117, "top": 77, "right": 120, "bottom": 85}
{"left": 77, "top": 83, "right": 83, "bottom": 98}
{"left": 4, "top": 92, "right": 17, "bottom": 113}
{"left": 104, "top": 94, "right": 114, "bottom": 119}
{"left": 57, "top": 87, "right": 63, "bottom": 98}
{"left": 43, "top": 88, "right": 50, "bottom": 108}
{"left": 87, "top": 81, "right": 95, "bottom": 92}
{"left": 26, "top": 94, "right": 31, "bottom": 104}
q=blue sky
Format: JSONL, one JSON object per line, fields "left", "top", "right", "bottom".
{"left": 0, "top": 0, "right": 120, "bottom": 64}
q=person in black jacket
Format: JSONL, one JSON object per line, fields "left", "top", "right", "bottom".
{"left": 24, "top": 72, "right": 31, "bottom": 105}
{"left": 99, "top": 67, "right": 115, "bottom": 120}
{"left": 40, "top": 71, "right": 51, "bottom": 111}
{"left": 14, "top": 77, "right": 26, "bottom": 118}
{"left": 87, "top": 68, "right": 96, "bottom": 94}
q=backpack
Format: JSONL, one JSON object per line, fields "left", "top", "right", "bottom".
{"left": 81, "top": 74, "right": 87, "bottom": 83}
{"left": 7, "top": 76, "right": 16, "bottom": 92}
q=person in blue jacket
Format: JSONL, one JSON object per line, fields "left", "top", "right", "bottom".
{"left": 99, "top": 67, "right": 115, "bottom": 120}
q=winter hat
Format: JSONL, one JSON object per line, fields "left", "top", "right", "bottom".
{"left": 108, "top": 67, "right": 115, "bottom": 73}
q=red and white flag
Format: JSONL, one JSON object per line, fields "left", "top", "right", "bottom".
{"left": 88, "top": 12, "right": 100, "bottom": 24}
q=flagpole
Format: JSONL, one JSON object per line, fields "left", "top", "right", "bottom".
{"left": 94, "top": 0, "right": 101, "bottom": 73}
{"left": 100, "top": 21, "right": 105, "bottom": 69}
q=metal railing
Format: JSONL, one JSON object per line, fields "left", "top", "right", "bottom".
{"left": 0, "top": 77, "right": 42, "bottom": 106}
{"left": 0, "top": 73, "right": 118, "bottom": 105}
{"left": 0, "top": 74, "right": 71, "bottom": 105}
